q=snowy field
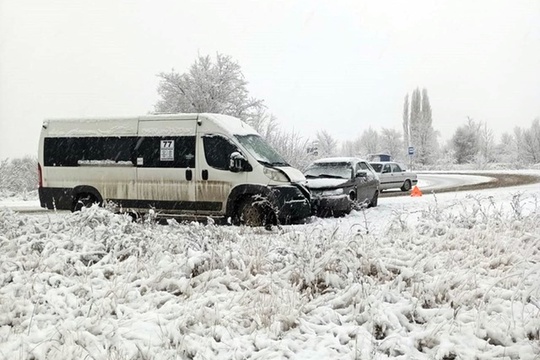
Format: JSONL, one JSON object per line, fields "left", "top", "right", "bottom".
{"left": 1, "top": 174, "right": 540, "bottom": 359}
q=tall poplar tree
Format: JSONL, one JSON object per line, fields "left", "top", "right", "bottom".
{"left": 402, "top": 87, "right": 437, "bottom": 165}
{"left": 409, "top": 88, "right": 422, "bottom": 150}
{"left": 402, "top": 94, "right": 410, "bottom": 152}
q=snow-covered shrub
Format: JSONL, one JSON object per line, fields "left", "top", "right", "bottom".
{"left": 0, "top": 192, "right": 539, "bottom": 359}
{"left": 0, "top": 156, "right": 38, "bottom": 199}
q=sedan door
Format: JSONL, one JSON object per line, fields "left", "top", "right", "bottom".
{"left": 390, "top": 163, "right": 406, "bottom": 187}
{"left": 355, "top": 161, "right": 378, "bottom": 203}
{"left": 379, "top": 163, "right": 393, "bottom": 189}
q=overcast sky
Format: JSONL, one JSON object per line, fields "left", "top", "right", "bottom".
{"left": 1, "top": 0, "right": 539, "bottom": 159}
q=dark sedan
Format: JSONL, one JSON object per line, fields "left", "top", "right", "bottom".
{"left": 304, "top": 157, "right": 380, "bottom": 217}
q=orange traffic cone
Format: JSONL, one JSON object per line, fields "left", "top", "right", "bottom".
{"left": 411, "top": 185, "right": 423, "bottom": 197}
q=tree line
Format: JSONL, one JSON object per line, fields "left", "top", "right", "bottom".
{"left": 155, "top": 53, "right": 540, "bottom": 169}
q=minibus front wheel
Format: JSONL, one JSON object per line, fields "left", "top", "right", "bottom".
{"left": 236, "top": 196, "right": 277, "bottom": 228}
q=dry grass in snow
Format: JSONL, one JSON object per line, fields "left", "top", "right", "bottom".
{"left": 0, "top": 191, "right": 539, "bottom": 359}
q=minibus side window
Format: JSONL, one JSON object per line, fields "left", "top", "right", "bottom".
{"left": 44, "top": 137, "right": 136, "bottom": 166}
{"left": 135, "top": 136, "right": 196, "bottom": 168}
{"left": 202, "top": 135, "right": 239, "bottom": 170}
{"left": 97, "top": 137, "right": 136, "bottom": 163}
{"left": 44, "top": 137, "right": 84, "bottom": 166}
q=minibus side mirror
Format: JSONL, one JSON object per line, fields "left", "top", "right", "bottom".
{"left": 229, "top": 152, "right": 251, "bottom": 172}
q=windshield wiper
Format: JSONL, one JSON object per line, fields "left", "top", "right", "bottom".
{"left": 257, "top": 160, "right": 274, "bottom": 167}
{"left": 308, "top": 174, "right": 345, "bottom": 179}
{"left": 257, "top": 160, "right": 290, "bottom": 167}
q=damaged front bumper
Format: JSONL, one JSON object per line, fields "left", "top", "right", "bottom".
{"left": 311, "top": 194, "right": 352, "bottom": 217}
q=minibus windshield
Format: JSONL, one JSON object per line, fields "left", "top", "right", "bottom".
{"left": 235, "top": 134, "right": 289, "bottom": 167}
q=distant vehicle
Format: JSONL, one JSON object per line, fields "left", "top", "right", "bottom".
{"left": 367, "top": 153, "right": 392, "bottom": 162}
{"left": 304, "top": 157, "right": 380, "bottom": 217}
{"left": 369, "top": 161, "right": 418, "bottom": 192}
{"left": 38, "top": 113, "right": 311, "bottom": 226}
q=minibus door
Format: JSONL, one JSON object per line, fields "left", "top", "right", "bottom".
{"left": 195, "top": 132, "right": 249, "bottom": 216}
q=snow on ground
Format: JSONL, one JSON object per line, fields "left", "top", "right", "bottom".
{"left": 0, "top": 174, "right": 539, "bottom": 359}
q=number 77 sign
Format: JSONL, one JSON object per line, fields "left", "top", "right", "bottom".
{"left": 160, "top": 140, "right": 175, "bottom": 161}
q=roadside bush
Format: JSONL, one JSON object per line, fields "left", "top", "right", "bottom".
{"left": 0, "top": 157, "right": 38, "bottom": 199}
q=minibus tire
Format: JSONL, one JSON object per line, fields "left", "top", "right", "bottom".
{"left": 73, "top": 193, "right": 99, "bottom": 212}
{"left": 237, "top": 196, "right": 276, "bottom": 227}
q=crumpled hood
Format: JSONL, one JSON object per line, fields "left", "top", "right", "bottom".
{"left": 305, "top": 178, "right": 350, "bottom": 190}
{"left": 275, "top": 166, "right": 306, "bottom": 183}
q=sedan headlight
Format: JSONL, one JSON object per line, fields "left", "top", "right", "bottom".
{"left": 263, "top": 167, "right": 289, "bottom": 182}
{"left": 322, "top": 188, "right": 344, "bottom": 196}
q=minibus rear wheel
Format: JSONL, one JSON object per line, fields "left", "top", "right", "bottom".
{"left": 73, "top": 193, "right": 99, "bottom": 212}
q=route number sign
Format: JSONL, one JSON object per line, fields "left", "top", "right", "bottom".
{"left": 160, "top": 140, "right": 175, "bottom": 161}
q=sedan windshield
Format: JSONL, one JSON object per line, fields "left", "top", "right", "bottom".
{"left": 304, "top": 162, "right": 353, "bottom": 179}
{"left": 235, "top": 134, "right": 289, "bottom": 166}
{"left": 370, "top": 163, "right": 383, "bottom": 173}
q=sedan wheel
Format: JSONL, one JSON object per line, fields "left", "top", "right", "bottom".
{"left": 368, "top": 190, "right": 379, "bottom": 208}
{"left": 401, "top": 180, "right": 412, "bottom": 192}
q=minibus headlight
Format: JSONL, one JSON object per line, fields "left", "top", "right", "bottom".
{"left": 263, "top": 167, "right": 289, "bottom": 182}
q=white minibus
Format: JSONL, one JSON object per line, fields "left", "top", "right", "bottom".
{"left": 38, "top": 113, "right": 311, "bottom": 226}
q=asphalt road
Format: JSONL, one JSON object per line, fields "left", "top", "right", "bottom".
{"left": 381, "top": 172, "right": 540, "bottom": 197}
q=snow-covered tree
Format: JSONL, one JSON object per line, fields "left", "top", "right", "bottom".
{"left": 402, "top": 94, "right": 410, "bottom": 153}
{"left": 380, "top": 128, "right": 403, "bottom": 161}
{"left": 495, "top": 131, "right": 518, "bottom": 165}
{"left": 340, "top": 140, "right": 357, "bottom": 157}
{"left": 248, "top": 108, "right": 280, "bottom": 144}
{"left": 316, "top": 130, "right": 338, "bottom": 157}
{"left": 0, "top": 156, "right": 37, "bottom": 198}
{"left": 359, "top": 127, "right": 379, "bottom": 156}
{"left": 475, "top": 122, "right": 496, "bottom": 166}
{"left": 153, "top": 53, "right": 316, "bottom": 168}
{"left": 403, "top": 88, "right": 438, "bottom": 165}
{"left": 154, "top": 53, "right": 264, "bottom": 122}
{"left": 522, "top": 118, "right": 540, "bottom": 164}
{"left": 452, "top": 118, "right": 480, "bottom": 164}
